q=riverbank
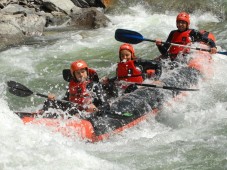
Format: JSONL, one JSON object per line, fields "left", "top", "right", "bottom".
{"left": 1, "top": 0, "right": 226, "bottom": 52}
{"left": 0, "top": 0, "right": 117, "bottom": 51}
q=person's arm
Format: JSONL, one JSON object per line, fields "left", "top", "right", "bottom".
{"left": 62, "top": 89, "right": 69, "bottom": 101}
{"left": 156, "top": 30, "right": 175, "bottom": 55}
{"left": 89, "top": 69, "right": 99, "bottom": 82}
{"left": 135, "top": 59, "right": 162, "bottom": 80}
{"left": 190, "top": 29, "right": 217, "bottom": 54}
{"left": 100, "top": 75, "right": 118, "bottom": 98}
{"left": 190, "top": 29, "right": 216, "bottom": 48}
{"left": 89, "top": 82, "right": 110, "bottom": 111}
{"left": 41, "top": 94, "right": 70, "bottom": 112}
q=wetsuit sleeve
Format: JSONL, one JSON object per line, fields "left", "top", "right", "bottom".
{"left": 190, "top": 29, "right": 216, "bottom": 48}
{"left": 102, "top": 76, "right": 118, "bottom": 98}
{"left": 62, "top": 89, "right": 69, "bottom": 101}
{"left": 90, "top": 82, "right": 110, "bottom": 111}
{"left": 109, "top": 76, "right": 117, "bottom": 82}
{"left": 89, "top": 70, "right": 99, "bottom": 82}
{"left": 41, "top": 96, "right": 72, "bottom": 112}
{"left": 135, "top": 58, "right": 162, "bottom": 80}
{"left": 157, "top": 30, "right": 175, "bottom": 55}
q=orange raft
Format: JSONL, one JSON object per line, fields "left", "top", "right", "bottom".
{"left": 16, "top": 50, "right": 212, "bottom": 143}
{"left": 187, "top": 44, "right": 214, "bottom": 80}
{"left": 16, "top": 79, "right": 166, "bottom": 143}
{"left": 18, "top": 108, "right": 158, "bottom": 143}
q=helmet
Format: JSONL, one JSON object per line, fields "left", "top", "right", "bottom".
{"left": 119, "top": 43, "right": 135, "bottom": 59}
{"left": 176, "top": 12, "right": 190, "bottom": 26}
{"left": 70, "top": 60, "right": 88, "bottom": 75}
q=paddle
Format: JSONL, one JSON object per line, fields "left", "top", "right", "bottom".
{"left": 7, "top": 80, "right": 78, "bottom": 104}
{"left": 133, "top": 83, "right": 199, "bottom": 91}
{"left": 115, "top": 29, "right": 227, "bottom": 55}
{"left": 7, "top": 80, "right": 72, "bottom": 108}
{"left": 7, "top": 80, "right": 49, "bottom": 98}
{"left": 7, "top": 81, "right": 93, "bottom": 119}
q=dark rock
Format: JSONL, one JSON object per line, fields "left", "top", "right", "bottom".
{"left": 39, "top": 0, "right": 76, "bottom": 14}
{"left": 71, "top": 0, "right": 105, "bottom": 8}
{"left": 69, "top": 7, "right": 110, "bottom": 29}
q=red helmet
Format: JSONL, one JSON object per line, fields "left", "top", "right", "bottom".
{"left": 176, "top": 12, "right": 190, "bottom": 27}
{"left": 70, "top": 60, "right": 88, "bottom": 75}
{"left": 119, "top": 43, "right": 135, "bottom": 59}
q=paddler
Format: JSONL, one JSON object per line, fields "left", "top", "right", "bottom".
{"left": 41, "top": 60, "right": 110, "bottom": 116}
{"left": 155, "top": 12, "right": 217, "bottom": 62}
{"left": 101, "top": 43, "right": 162, "bottom": 96}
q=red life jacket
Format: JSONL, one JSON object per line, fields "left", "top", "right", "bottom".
{"left": 68, "top": 80, "right": 92, "bottom": 105}
{"left": 68, "top": 68, "right": 96, "bottom": 105}
{"left": 117, "top": 60, "right": 143, "bottom": 83}
{"left": 168, "top": 30, "right": 192, "bottom": 60}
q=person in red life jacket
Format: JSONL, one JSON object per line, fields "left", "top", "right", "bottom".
{"left": 41, "top": 60, "right": 110, "bottom": 117}
{"left": 102, "top": 43, "right": 162, "bottom": 96}
{"left": 155, "top": 12, "right": 217, "bottom": 61}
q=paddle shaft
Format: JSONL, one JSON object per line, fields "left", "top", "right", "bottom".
{"left": 35, "top": 92, "right": 48, "bottom": 98}
{"left": 34, "top": 92, "right": 70, "bottom": 104}
{"left": 116, "top": 80, "right": 199, "bottom": 91}
{"left": 8, "top": 81, "right": 69, "bottom": 103}
{"left": 134, "top": 83, "right": 199, "bottom": 91}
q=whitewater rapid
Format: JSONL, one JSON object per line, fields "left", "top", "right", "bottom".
{"left": 0, "top": 5, "right": 227, "bottom": 170}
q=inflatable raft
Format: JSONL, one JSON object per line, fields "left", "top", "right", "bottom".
{"left": 13, "top": 62, "right": 203, "bottom": 142}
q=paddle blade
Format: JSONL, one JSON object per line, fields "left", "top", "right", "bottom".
{"left": 7, "top": 81, "right": 33, "bottom": 97}
{"left": 115, "top": 29, "right": 144, "bottom": 44}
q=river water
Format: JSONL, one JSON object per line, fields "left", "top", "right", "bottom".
{"left": 0, "top": 2, "right": 227, "bottom": 170}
